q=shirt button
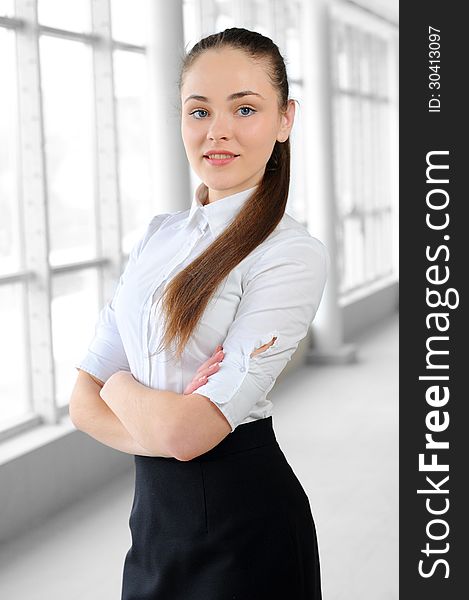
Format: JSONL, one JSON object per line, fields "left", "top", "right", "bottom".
{"left": 240, "top": 366, "right": 245, "bottom": 372}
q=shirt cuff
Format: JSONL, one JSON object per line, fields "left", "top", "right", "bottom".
{"left": 194, "top": 330, "right": 280, "bottom": 432}
{"left": 74, "top": 353, "right": 129, "bottom": 384}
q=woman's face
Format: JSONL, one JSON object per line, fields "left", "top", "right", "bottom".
{"left": 180, "top": 47, "right": 295, "bottom": 203}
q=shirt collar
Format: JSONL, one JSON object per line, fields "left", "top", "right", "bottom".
{"left": 185, "top": 182, "right": 258, "bottom": 236}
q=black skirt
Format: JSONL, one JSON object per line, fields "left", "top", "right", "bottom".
{"left": 121, "top": 416, "right": 322, "bottom": 600}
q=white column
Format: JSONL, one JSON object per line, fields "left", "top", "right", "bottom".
{"left": 146, "top": 0, "right": 192, "bottom": 213}
{"left": 16, "top": 0, "right": 57, "bottom": 420}
{"left": 301, "top": 0, "right": 356, "bottom": 364}
{"left": 90, "top": 0, "right": 121, "bottom": 305}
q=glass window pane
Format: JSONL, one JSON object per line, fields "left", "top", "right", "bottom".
{"left": 0, "top": 28, "right": 21, "bottom": 275}
{"left": 285, "top": 0, "right": 302, "bottom": 81}
{"left": 38, "top": 0, "right": 91, "bottom": 33}
{"left": 39, "top": 36, "right": 97, "bottom": 266}
{"left": 331, "top": 21, "right": 341, "bottom": 89}
{"left": 332, "top": 19, "right": 395, "bottom": 294}
{"left": 0, "top": 284, "right": 29, "bottom": 427}
{"left": 332, "top": 95, "right": 354, "bottom": 217}
{"left": 358, "top": 30, "right": 372, "bottom": 95}
{"left": 51, "top": 269, "right": 100, "bottom": 407}
{"left": 113, "top": 50, "right": 152, "bottom": 253}
{"left": 250, "top": 0, "right": 270, "bottom": 36}
{"left": 334, "top": 23, "right": 352, "bottom": 91}
{"left": 0, "top": 0, "right": 14, "bottom": 16}
{"left": 110, "top": 0, "right": 150, "bottom": 45}
{"left": 214, "top": 0, "right": 236, "bottom": 31}
{"left": 182, "top": 0, "right": 199, "bottom": 49}
{"left": 288, "top": 82, "right": 306, "bottom": 224}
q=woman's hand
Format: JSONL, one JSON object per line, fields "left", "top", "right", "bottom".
{"left": 183, "top": 345, "right": 225, "bottom": 395}
{"left": 99, "top": 346, "right": 226, "bottom": 401}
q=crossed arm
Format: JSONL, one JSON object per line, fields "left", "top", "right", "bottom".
{"left": 69, "top": 368, "right": 228, "bottom": 461}
{"left": 69, "top": 339, "right": 275, "bottom": 461}
{"left": 69, "top": 369, "right": 161, "bottom": 457}
{"left": 96, "top": 369, "right": 231, "bottom": 461}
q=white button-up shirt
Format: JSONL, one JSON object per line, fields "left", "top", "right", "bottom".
{"left": 76, "top": 183, "right": 329, "bottom": 432}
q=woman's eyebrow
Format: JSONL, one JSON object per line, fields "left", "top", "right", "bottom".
{"left": 184, "top": 90, "right": 264, "bottom": 104}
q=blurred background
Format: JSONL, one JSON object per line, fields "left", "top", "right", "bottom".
{"left": 0, "top": 0, "right": 398, "bottom": 598}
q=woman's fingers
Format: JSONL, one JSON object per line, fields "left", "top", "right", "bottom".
{"left": 183, "top": 380, "right": 202, "bottom": 395}
{"left": 195, "top": 347, "right": 224, "bottom": 375}
{"left": 183, "top": 364, "right": 219, "bottom": 395}
{"left": 198, "top": 360, "right": 221, "bottom": 379}
{"left": 183, "top": 346, "right": 224, "bottom": 395}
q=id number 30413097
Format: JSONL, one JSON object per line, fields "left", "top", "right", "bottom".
{"left": 428, "top": 26, "right": 441, "bottom": 113}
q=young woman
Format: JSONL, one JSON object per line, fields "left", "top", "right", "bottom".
{"left": 71, "top": 27, "right": 328, "bottom": 599}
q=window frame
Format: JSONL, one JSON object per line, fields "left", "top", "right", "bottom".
{"left": 0, "top": 0, "right": 148, "bottom": 442}
{"left": 329, "top": 1, "right": 399, "bottom": 297}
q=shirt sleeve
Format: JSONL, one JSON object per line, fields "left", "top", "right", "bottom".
{"left": 194, "top": 235, "right": 329, "bottom": 432}
{"left": 75, "top": 214, "right": 169, "bottom": 383}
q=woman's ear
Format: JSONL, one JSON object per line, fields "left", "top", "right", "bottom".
{"left": 277, "top": 99, "right": 296, "bottom": 143}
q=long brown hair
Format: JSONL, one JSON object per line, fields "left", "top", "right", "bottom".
{"left": 155, "top": 27, "right": 293, "bottom": 359}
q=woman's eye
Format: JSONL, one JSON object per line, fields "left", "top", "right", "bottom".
{"left": 238, "top": 106, "right": 256, "bottom": 116}
{"left": 189, "top": 106, "right": 256, "bottom": 119}
{"left": 190, "top": 109, "right": 209, "bottom": 119}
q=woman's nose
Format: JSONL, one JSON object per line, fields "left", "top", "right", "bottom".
{"left": 207, "top": 113, "right": 233, "bottom": 140}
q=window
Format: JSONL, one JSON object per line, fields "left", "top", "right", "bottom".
{"left": 330, "top": 11, "right": 398, "bottom": 295}
{"left": 0, "top": 18, "right": 31, "bottom": 431}
{"left": 0, "top": 0, "right": 152, "bottom": 440}
{"left": 0, "top": 26, "right": 20, "bottom": 275}
{"left": 113, "top": 49, "right": 152, "bottom": 253}
{"left": 40, "top": 36, "right": 96, "bottom": 265}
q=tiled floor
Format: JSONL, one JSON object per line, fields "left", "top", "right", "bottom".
{"left": 0, "top": 313, "right": 398, "bottom": 599}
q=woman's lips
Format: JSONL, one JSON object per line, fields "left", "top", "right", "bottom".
{"left": 203, "top": 155, "right": 239, "bottom": 166}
